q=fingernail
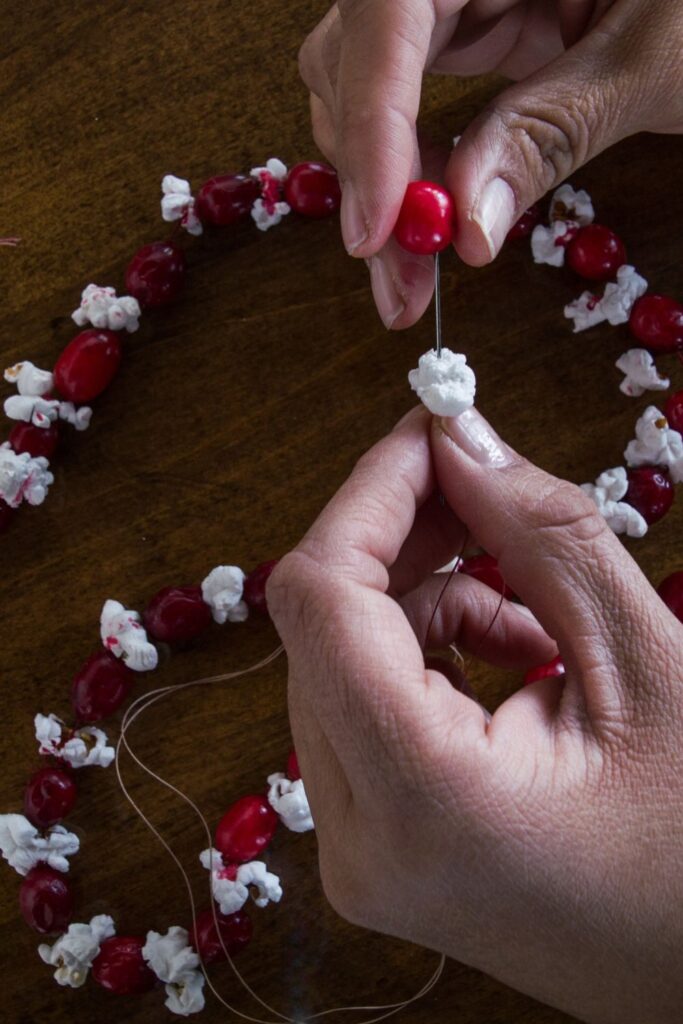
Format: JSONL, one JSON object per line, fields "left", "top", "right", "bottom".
{"left": 440, "top": 407, "right": 513, "bottom": 467}
{"left": 473, "top": 177, "right": 516, "bottom": 260}
{"left": 340, "top": 181, "right": 368, "bottom": 254}
{"left": 368, "top": 255, "right": 405, "bottom": 329}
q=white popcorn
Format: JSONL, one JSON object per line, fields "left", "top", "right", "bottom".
{"left": 161, "top": 175, "right": 203, "bottom": 237}
{"left": 164, "top": 969, "right": 206, "bottom": 1016}
{"left": 564, "top": 290, "right": 605, "bottom": 332}
{"left": 580, "top": 466, "right": 648, "bottom": 539}
{"left": 58, "top": 401, "right": 92, "bottom": 431}
{"left": 624, "top": 406, "right": 683, "bottom": 483}
{"left": 250, "top": 157, "right": 288, "bottom": 182}
{"left": 100, "top": 599, "right": 158, "bottom": 671}
{"left": 251, "top": 198, "right": 291, "bottom": 231}
{"left": 199, "top": 849, "right": 282, "bottom": 915}
{"left": 38, "top": 915, "right": 115, "bottom": 988}
{"left": 143, "top": 927, "right": 205, "bottom": 1016}
{"left": 4, "top": 394, "right": 59, "bottom": 428}
{"left": 4, "top": 360, "right": 54, "bottom": 397}
{"left": 600, "top": 265, "right": 648, "bottom": 325}
{"left": 72, "top": 284, "right": 141, "bottom": 333}
{"left": 0, "top": 442, "right": 54, "bottom": 507}
{"left": 408, "top": 348, "right": 476, "bottom": 417}
{"left": 550, "top": 184, "right": 594, "bottom": 226}
{"left": 616, "top": 349, "right": 670, "bottom": 397}
{"left": 250, "top": 158, "right": 291, "bottom": 231}
{"left": 200, "top": 565, "right": 248, "bottom": 624}
{"left": 0, "top": 814, "right": 79, "bottom": 876}
{"left": 267, "top": 773, "right": 314, "bottom": 833}
{"left": 35, "top": 712, "right": 115, "bottom": 769}
{"left": 531, "top": 220, "right": 577, "bottom": 267}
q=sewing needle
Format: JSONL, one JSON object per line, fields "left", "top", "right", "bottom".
{"left": 434, "top": 250, "right": 442, "bottom": 359}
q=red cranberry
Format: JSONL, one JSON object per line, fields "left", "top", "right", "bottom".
{"left": 191, "top": 907, "right": 252, "bottom": 964}
{"left": 665, "top": 389, "right": 683, "bottom": 433}
{"left": 566, "top": 224, "right": 626, "bottom": 281}
{"left": 286, "top": 749, "right": 301, "bottom": 781}
{"left": 393, "top": 181, "right": 454, "bottom": 255}
{"left": 215, "top": 794, "right": 279, "bottom": 863}
{"left": 71, "top": 650, "right": 134, "bottom": 724}
{"left": 524, "top": 655, "right": 565, "bottom": 685}
{"left": 143, "top": 585, "right": 212, "bottom": 644}
{"left": 284, "top": 162, "right": 341, "bottom": 218}
{"left": 125, "top": 241, "right": 186, "bottom": 308}
{"left": 195, "top": 174, "right": 260, "bottom": 226}
{"left": 53, "top": 329, "right": 122, "bottom": 403}
{"left": 657, "top": 571, "right": 683, "bottom": 624}
{"left": 625, "top": 467, "right": 674, "bottom": 525}
{"left": 92, "top": 936, "right": 156, "bottom": 995}
{"left": 24, "top": 767, "right": 77, "bottom": 828}
{"left": 19, "top": 867, "right": 74, "bottom": 934}
{"left": 243, "top": 559, "right": 279, "bottom": 615}
{"left": 629, "top": 295, "right": 683, "bottom": 354}
{"left": 459, "top": 554, "right": 516, "bottom": 600}
{"left": 9, "top": 421, "right": 60, "bottom": 459}
{"left": 0, "top": 499, "right": 16, "bottom": 533}
{"left": 506, "top": 203, "right": 541, "bottom": 241}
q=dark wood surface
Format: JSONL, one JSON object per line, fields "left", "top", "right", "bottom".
{"left": 1, "top": 2, "right": 681, "bottom": 1022}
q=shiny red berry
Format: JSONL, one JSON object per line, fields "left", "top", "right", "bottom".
{"left": 125, "top": 241, "right": 186, "bottom": 308}
{"left": 195, "top": 174, "right": 260, "bottom": 226}
{"left": 19, "top": 867, "right": 75, "bottom": 934}
{"left": 665, "top": 389, "right": 683, "bottom": 433}
{"left": 24, "top": 766, "right": 77, "bottom": 828}
{"left": 658, "top": 571, "right": 683, "bottom": 623}
{"left": 286, "top": 750, "right": 301, "bottom": 781}
{"left": 9, "top": 421, "right": 60, "bottom": 460}
{"left": 243, "top": 559, "right": 279, "bottom": 615}
{"left": 143, "top": 585, "right": 212, "bottom": 644}
{"left": 524, "top": 655, "right": 565, "bottom": 686}
{"left": 191, "top": 907, "right": 252, "bottom": 964}
{"left": 393, "top": 181, "right": 454, "bottom": 255}
{"left": 284, "top": 162, "right": 341, "bottom": 218}
{"left": 92, "top": 936, "right": 156, "bottom": 995}
{"left": 566, "top": 224, "right": 626, "bottom": 281}
{"left": 71, "top": 650, "right": 134, "bottom": 724}
{"left": 629, "top": 295, "right": 683, "bottom": 354}
{"left": 625, "top": 467, "right": 674, "bottom": 525}
{"left": 459, "top": 554, "right": 516, "bottom": 600}
{"left": 215, "top": 794, "right": 279, "bottom": 863}
{"left": 506, "top": 203, "right": 541, "bottom": 241}
{"left": 53, "top": 329, "right": 122, "bottom": 403}
{"left": 0, "top": 499, "right": 16, "bottom": 533}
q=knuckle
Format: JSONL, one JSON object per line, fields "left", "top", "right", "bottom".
{"left": 495, "top": 96, "right": 594, "bottom": 191}
{"left": 265, "top": 549, "right": 320, "bottom": 629}
{"left": 521, "top": 475, "right": 607, "bottom": 548}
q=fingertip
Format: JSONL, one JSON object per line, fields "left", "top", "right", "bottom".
{"left": 367, "top": 244, "right": 434, "bottom": 330}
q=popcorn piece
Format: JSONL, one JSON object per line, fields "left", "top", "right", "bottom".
{"left": 408, "top": 348, "right": 476, "bottom": 417}
{"left": 201, "top": 565, "right": 248, "bottom": 624}
{"left": 250, "top": 158, "right": 291, "bottom": 231}
{"left": 4, "top": 394, "right": 59, "bottom": 428}
{"left": 199, "top": 849, "right": 282, "bottom": 915}
{"left": 143, "top": 926, "right": 205, "bottom": 1016}
{"left": 624, "top": 406, "right": 683, "bottom": 483}
{"left": 0, "top": 442, "right": 53, "bottom": 507}
{"left": 616, "top": 349, "right": 670, "bottom": 397}
{"left": 38, "top": 914, "right": 115, "bottom": 988}
{"left": 35, "top": 712, "right": 115, "bottom": 769}
{"left": 4, "top": 361, "right": 54, "bottom": 397}
{"left": 161, "top": 175, "right": 203, "bottom": 237}
{"left": 600, "top": 265, "right": 648, "bottom": 326}
{"left": 100, "top": 599, "right": 158, "bottom": 671}
{"left": 0, "top": 814, "right": 79, "bottom": 876}
{"left": 72, "top": 284, "right": 141, "bottom": 333}
{"left": 251, "top": 198, "right": 291, "bottom": 231}
{"left": 250, "top": 157, "right": 288, "bottom": 182}
{"left": 580, "top": 466, "right": 648, "bottom": 538}
{"left": 267, "top": 773, "right": 314, "bottom": 833}
{"left": 531, "top": 220, "right": 578, "bottom": 267}
{"left": 564, "top": 291, "right": 605, "bottom": 332}
{"left": 550, "top": 184, "right": 594, "bottom": 226}
{"left": 58, "top": 401, "right": 92, "bottom": 431}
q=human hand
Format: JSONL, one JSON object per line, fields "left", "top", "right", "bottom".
{"left": 267, "top": 406, "right": 683, "bottom": 1023}
{"left": 299, "top": 0, "right": 683, "bottom": 329}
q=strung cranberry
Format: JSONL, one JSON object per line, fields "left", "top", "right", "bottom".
{"left": 92, "top": 936, "right": 156, "bottom": 995}
{"left": 566, "top": 224, "right": 626, "bottom": 281}
{"left": 0, "top": 499, "right": 15, "bottom": 533}
{"left": 9, "top": 421, "right": 60, "bottom": 459}
{"left": 53, "top": 329, "right": 122, "bottom": 403}
{"left": 215, "top": 794, "right": 279, "bottom": 863}
{"left": 286, "top": 749, "right": 301, "bottom": 781}
{"left": 506, "top": 203, "right": 541, "bottom": 241}
{"left": 195, "top": 174, "right": 260, "bottom": 226}
{"left": 658, "top": 571, "right": 683, "bottom": 624}
{"left": 393, "top": 181, "right": 454, "bottom": 255}
{"left": 665, "top": 389, "right": 683, "bottom": 433}
{"left": 243, "top": 559, "right": 279, "bottom": 615}
{"left": 71, "top": 649, "right": 134, "bottom": 724}
{"left": 24, "top": 767, "right": 77, "bottom": 828}
{"left": 191, "top": 907, "right": 252, "bottom": 964}
{"left": 459, "top": 554, "right": 516, "bottom": 600}
{"left": 143, "top": 585, "right": 212, "bottom": 644}
{"left": 19, "top": 867, "right": 74, "bottom": 934}
{"left": 629, "top": 295, "right": 683, "bottom": 354}
{"left": 624, "top": 467, "right": 674, "bottom": 525}
{"left": 125, "top": 241, "right": 186, "bottom": 308}
{"left": 524, "top": 655, "right": 565, "bottom": 686}
{"left": 284, "top": 162, "right": 341, "bottom": 218}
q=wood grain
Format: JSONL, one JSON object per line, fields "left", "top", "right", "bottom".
{"left": 0, "top": 2, "right": 681, "bottom": 1022}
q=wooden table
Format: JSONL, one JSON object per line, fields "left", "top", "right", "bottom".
{"left": 1, "top": 2, "right": 681, "bottom": 1022}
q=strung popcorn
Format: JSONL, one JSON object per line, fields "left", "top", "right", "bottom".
{"left": 267, "top": 773, "right": 314, "bottom": 833}
{"left": 580, "top": 466, "right": 648, "bottom": 538}
{"left": 0, "top": 813, "right": 80, "bottom": 876}
{"left": 616, "top": 349, "right": 670, "bottom": 397}
{"left": 72, "top": 284, "right": 141, "bottom": 333}
{"left": 161, "top": 175, "right": 203, "bottom": 237}
{"left": 38, "top": 915, "right": 115, "bottom": 989}
{"left": 565, "top": 266, "right": 647, "bottom": 333}
{"left": 408, "top": 348, "right": 476, "bottom": 417}
{"left": 4, "top": 360, "right": 54, "bottom": 397}
{"left": 563, "top": 291, "right": 603, "bottom": 332}
{"left": 550, "top": 184, "right": 594, "bottom": 225}
{"left": 531, "top": 220, "right": 578, "bottom": 267}
{"left": 57, "top": 401, "right": 92, "bottom": 431}
{"left": 100, "top": 599, "right": 158, "bottom": 671}
{"left": 35, "top": 713, "right": 115, "bottom": 769}
{"left": 0, "top": 443, "right": 54, "bottom": 507}
{"left": 4, "top": 394, "right": 59, "bottom": 428}
{"left": 143, "top": 927, "right": 205, "bottom": 1016}
{"left": 201, "top": 565, "right": 248, "bottom": 624}
{"left": 199, "top": 849, "right": 282, "bottom": 915}
{"left": 250, "top": 157, "right": 290, "bottom": 231}
{"left": 624, "top": 406, "right": 683, "bottom": 482}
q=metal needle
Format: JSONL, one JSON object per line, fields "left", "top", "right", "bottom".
{"left": 434, "top": 250, "right": 442, "bottom": 358}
